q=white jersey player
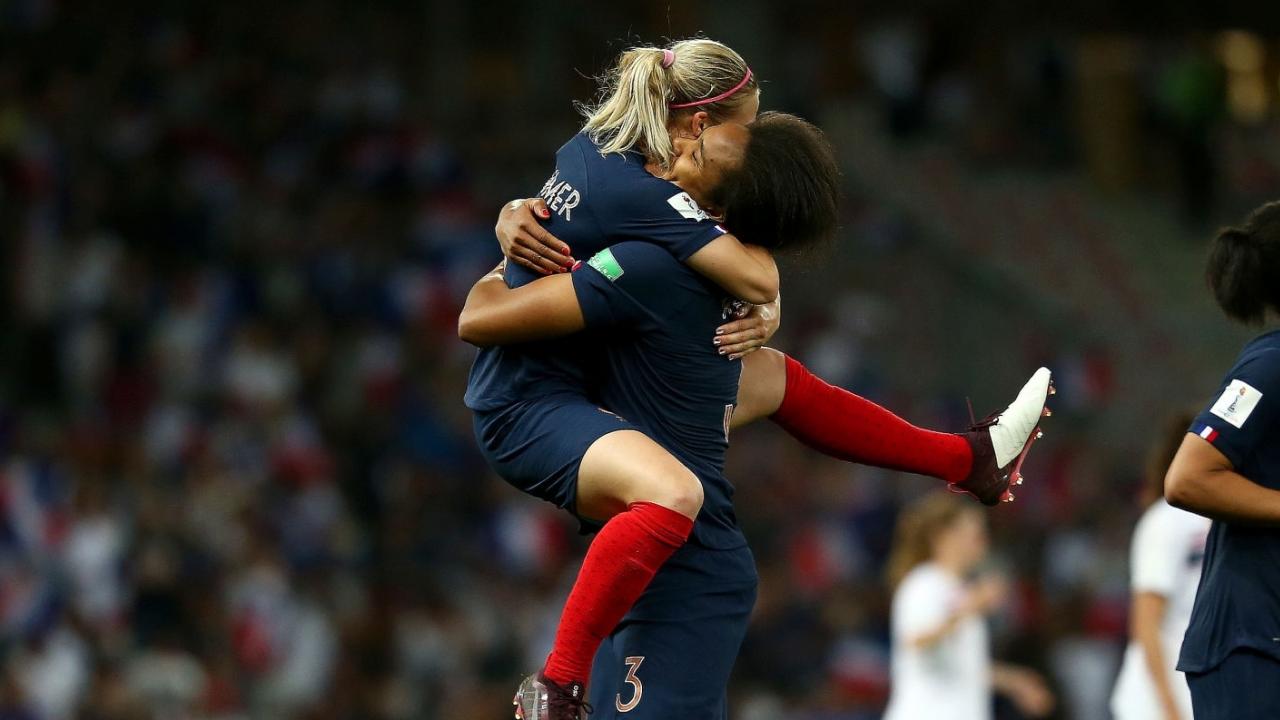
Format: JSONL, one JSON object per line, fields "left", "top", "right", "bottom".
{"left": 1112, "top": 414, "right": 1211, "bottom": 720}
{"left": 884, "top": 494, "right": 1054, "bottom": 720}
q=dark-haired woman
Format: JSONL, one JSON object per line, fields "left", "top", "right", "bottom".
{"left": 1165, "top": 200, "right": 1280, "bottom": 719}
{"left": 1111, "top": 413, "right": 1209, "bottom": 720}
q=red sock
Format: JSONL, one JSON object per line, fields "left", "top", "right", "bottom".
{"left": 770, "top": 354, "right": 973, "bottom": 483}
{"left": 543, "top": 501, "right": 693, "bottom": 685}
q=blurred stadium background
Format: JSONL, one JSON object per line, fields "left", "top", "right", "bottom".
{"left": 3, "top": 1, "right": 1280, "bottom": 718}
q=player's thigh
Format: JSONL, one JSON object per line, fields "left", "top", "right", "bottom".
{"left": 577, "top": 429, "right": 704, "bottom": 521}
{"left": 471, "top": 397, "right": 633, "bottom": 514}
{"left": 732, "top": 347, "right": 786, "bottom": 430}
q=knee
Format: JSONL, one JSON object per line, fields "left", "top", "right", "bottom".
{"left": 648, "top": 468, "right": 704, "bottom": 519}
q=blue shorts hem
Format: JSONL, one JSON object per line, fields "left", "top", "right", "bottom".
{"left": 472, "top": 394, "right": 636, "bottom": 516}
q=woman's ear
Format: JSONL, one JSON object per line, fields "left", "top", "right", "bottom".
{"left": 671, "top": 110, "right": 713, "bottom": 140}
{"left": 690, "top": 111, "right": 712, "bottom": 137}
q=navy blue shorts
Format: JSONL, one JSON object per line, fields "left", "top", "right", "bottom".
{"left": 472, "top": 393, "right": 635, "bottom": 515}
{"left": 1187, "top": 648, "right": 1280, "bottom": 719}
{"left": 588, "top": 542, "right": 758, "bottom": 719}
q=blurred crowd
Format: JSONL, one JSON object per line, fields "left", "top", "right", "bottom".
{"left": 2, "top": 2, "right": 1279, "bottom": 719}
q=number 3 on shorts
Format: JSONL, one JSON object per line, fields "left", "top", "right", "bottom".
{"left": 615, "top": 656, "right": 645, "bottom": 713}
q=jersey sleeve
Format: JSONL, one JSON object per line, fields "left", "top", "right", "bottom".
{"left": 571, "top": 242, "right": 675, "bottom": 330}
{"left": 892, "top": 571, "right": 953, "bottom": 640}
{"left": 617, "top": 188, "right": 729, "bottom": 261}
{"left": 1129, "top": 505, "right": 1181, "bottom": 596}
{"left": 1190, "top": 348, "right": 1280, "bottom": 469}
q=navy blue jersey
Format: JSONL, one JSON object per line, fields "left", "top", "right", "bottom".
{"left": 1179, "top": 330, "right": 1280, "bottom": 672}
{"left": 572, "top": 242, "right": 745, "bottom": 549}
{"left": 465, "top": 134, "right": 728, "bottom": 412}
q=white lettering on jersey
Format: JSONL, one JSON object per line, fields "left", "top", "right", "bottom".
{"left": 1211, "top": 379, "right": 1263, "bottom": 428}
{"left": 667, "top": 192, "right": 709, "bottom": 221}
{"left": 538, "top": 169, "right": 560, "bottom": 198}
{"left": 538, "top": 169, "right": 580, "bottom": 222}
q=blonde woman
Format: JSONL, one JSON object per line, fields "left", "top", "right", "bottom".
{"left": 884, "top": 494, "right": 1054, "bottom": 720}
{"left": 1111, "top": 413, "right": 1211, "bottom": 720}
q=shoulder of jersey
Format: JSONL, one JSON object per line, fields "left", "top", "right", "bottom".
{"left": 664, "top": 190, "right": 713, "bottom": 222}
{"left": 1240, "top": 343, "right": 1280, "bottom": 373}
{"left": 571, "top": 137, "right": 719, "bottom": 225}
{"left": 903, "top": 563, "right": 948, "bottom": 590}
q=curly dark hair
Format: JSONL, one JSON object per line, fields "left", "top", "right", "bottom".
{"left": 714, "top": 111, "right": 841, "bottom": 252}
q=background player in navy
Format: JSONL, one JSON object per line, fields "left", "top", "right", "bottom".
{"left": 1165, "top": 200, "right": 1280, "bottom": 719}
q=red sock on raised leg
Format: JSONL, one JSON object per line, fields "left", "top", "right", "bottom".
{"left": 542, "top": 501, "right": 693, "bottom": 686}
{"left": 770, "top": 354, "right": 973, "bottom": 482}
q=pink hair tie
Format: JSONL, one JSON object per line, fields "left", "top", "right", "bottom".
{"left": 661, "top": 49, "right": 676, "bottom": 68}
{"left": 669, "top": 68, "right": 754, "bottom": 109}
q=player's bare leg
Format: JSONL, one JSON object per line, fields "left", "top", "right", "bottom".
{"left": 514, "top": 430, "right": 702, "bottom": 720}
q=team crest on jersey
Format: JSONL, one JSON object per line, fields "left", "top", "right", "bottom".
{"left": 667, "top": 192, "right": 709, "bottom": 221}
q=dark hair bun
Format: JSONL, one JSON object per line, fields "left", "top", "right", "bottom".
{"left": 1206, "top": 202, "right": 1280, "bottom": 324}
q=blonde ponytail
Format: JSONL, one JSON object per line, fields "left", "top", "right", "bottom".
{"left": 580, "top": 38, "right": 759, "bottom": 169}
{"left": 581, "top": 48, "right": 675, "bottom": 167}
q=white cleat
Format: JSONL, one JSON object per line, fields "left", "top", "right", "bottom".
{"left": 988, "top": 367, "right": 1053, "bottom": 469}
{"left": 951, "top": 368, "right": 1053, "bottom": 506}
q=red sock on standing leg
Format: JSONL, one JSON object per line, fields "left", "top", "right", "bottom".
{"left": 542, "top": 501, "right": 694, "bottom": 685}
{"left": 770, "top": 354, "right": 973, "bottom": 483}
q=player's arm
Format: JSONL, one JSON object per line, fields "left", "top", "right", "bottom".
{"left": 905, "top": 609, "right": 970, "bottom": 650}
{"left": 715, "top": 292, "right": 781, "bottom": 360}
{"left": 685, "top": 234, "right": 779, "bottom": 305}
{"left": 1168, "top": 355, "right": 1280, "bottom": 523}
{"left": 493, "top": 196, "right": 781, "bottom": 308}
{"left": 905, "top": 575, "right": 1004, "bottom": 650}
{"left": 1126, "top": 509, "right": 1185, "bottom": 719}
{"left": 1130, "top": 592, "right": 1183, "bottom": 719}
{"left": 457, "top": 263, "right": 585, "bottom": 347}
{"left": 1164, "top": 435, "right": 1280, "bottom": 523}
{"left": 991, "top": 664, "right": 1055, "bottom": 718}
{"left": 495, "top": 198, "right": 575, "bottom": 275}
